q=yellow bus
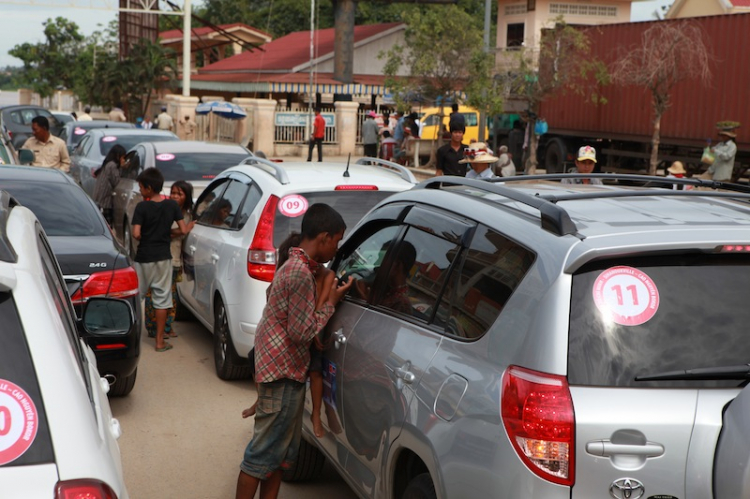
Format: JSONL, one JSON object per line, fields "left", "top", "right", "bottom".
{"left": 419, "top": 105, "right": 479, "bottom": 144}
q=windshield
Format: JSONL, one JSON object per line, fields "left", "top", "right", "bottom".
{"left": 6, "top": 181, "right": 105, "bottom": 236}
{"left": 99, "top": 134, "right": 177, "bottom": 156}
{"left": 272, "top": 191, "right": 394, "bottom": 247}
{"left": 154, "top": 152, "right": 249, "bottom": 181}
{"left": 568, "top": 254, "right": 750, "bottom": 388}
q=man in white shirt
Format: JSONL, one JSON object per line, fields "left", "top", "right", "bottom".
{"left": 461, "top": 142, "right": 497, "bottom": 180}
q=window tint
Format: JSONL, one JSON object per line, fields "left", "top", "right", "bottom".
{"left": 568, "top": 254, "right": 750, "bottom": 388}
{"left": 75, "top": 135, "right": 91, "bottom": 157}
{"left": 99, "top": 133, "right": 177, "bottom": 156}
{"left": 237, "top": 183, "right": 262, "bottom": 230}
{"left": 437, "top": 225, "right": 534, "bottom": 339}
{"left": 5, "top": 182, "right": 105, "bottom": 236}
{"left": 123, "top": 149, "right": 142, "bottom": 180}
{"left": 211, "top": 179, "right": 248, "bottom": 229}
{"left": 272, "top": 191, "right": 394, "bottom": 247}
{"left": 337, "top": 225, "right": 402, "bottom": 303}
{"left": 153, "top": 152, "right": 249, "bottom": 181}
{"left": 195, "top": 179, "right": 230, "bottom": 225}
{"left": 9, "top": 110, "right": 23, "bottom": 124}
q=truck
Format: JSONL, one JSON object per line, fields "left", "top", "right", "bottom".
{"left": 530, "top": 13, "right": 750, "bottom": 178}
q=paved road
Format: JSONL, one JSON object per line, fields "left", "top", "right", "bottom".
{"left": 109, "top": 315, "right": 357, "bottom": 499}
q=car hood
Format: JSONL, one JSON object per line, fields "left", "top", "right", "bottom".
{"left": 47, "top": 235, "right": 125, "bottom": 275}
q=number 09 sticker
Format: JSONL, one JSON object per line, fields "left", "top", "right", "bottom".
{"left": 278, "top": 194, "right": 309, "bottom": 218}
{"left": 592, "top": 266, "right": 660, "bottom": 326}
{"left": 0, "top": 380, "right": 38, "bottom": 465}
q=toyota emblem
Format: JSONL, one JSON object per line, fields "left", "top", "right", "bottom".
{"left": 609, "top": 477, "right": 645, "bottom": 499}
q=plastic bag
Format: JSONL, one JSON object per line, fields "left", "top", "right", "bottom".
{"left": 701, "top": 146, "right": 715, "bottom": 165}
{"left": 535, "top": 119, "right": 548, "bottom": 135}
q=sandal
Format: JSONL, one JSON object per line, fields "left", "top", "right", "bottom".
{"left": 155, "top": 344, "right": 173, "bottom": 352}
{"left": 166, "top": 331, "right": 179, "bottom": 338}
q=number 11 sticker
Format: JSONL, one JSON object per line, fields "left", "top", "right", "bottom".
{"left": 592, "top": 266, "right": 659, "bottom": 326}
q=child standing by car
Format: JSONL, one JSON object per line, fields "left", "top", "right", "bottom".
{"left": 235, "top": 203, "right": 352, "bottom": 499}
{"left": 92, "top": 144, "right": 127, "bottom": 226}
{"left": 132, "top": 168, "right": 191, "bottom": 352}
{"left": 144, "top": 180, "right": 195, "bottom": 339}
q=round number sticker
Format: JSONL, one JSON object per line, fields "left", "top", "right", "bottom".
{"left": 156, "top": 153, "right": 175, "bottom": 161}
{"left": 592, "top": 266, "right": 660, "bottom": 326}
{"left": 0, "top": 380, "right": 38, "bottom": 465}
{"left": 101, "top": 136, "right": 117, "bottom": 142}
{"left": 74, "top": 127, "right": 86, "bottom": 135}
{"left": 278, "top": 194, "right": 309, "bottom": 218}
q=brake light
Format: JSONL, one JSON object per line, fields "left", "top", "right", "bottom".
{"left": 334, "top": 185, "right": 378, "bottom": 190}
{"left": 248, "top": 195, "right": 279, "bottom": 282}
{"left": 71, "top": 267, "right": 139, "bottom": 305}
{"left": 718, "top": 245, "right": 750, "bottom": 252}
{"left": 501, "top": 365, "right": 575, "bottom": 486}
{"left": 55, "top": 479, "right": 117, "bottom": 499}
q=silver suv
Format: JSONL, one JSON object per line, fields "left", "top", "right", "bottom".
{"left": 284, "top": 174, "right": 750, "bottom": 499}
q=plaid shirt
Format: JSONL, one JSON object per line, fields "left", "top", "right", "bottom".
{"left": 254, "top": 248, "right": 335, "bottom": 383}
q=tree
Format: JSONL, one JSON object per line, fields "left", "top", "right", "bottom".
{"left": 497, "top": 20, "right": 608, "bottom": 175}
{"left": 380, "top": 4, "right": 484, "bottom": 166}
{"left": 9, "top": 17, "right": 85, "bottom": 98}
{"left": 611, "top": 21, "right": 711, "bottom": 176}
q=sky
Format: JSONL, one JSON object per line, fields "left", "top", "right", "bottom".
{"left": 0, "top": 0, "right": 674, "bottom": 68}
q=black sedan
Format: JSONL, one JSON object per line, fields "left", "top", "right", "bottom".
{"left": 0, "top": 164, "right": 142, "bottom": 396}
{"left": 70, "top": 128, "right": 179, "bottom": 197}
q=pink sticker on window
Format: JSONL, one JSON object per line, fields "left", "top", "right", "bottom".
{"left": 74, "top": 127, "right": 86, "bottom": 135}
{"left": 278, "top": 194, "right": 309, "bottom": 218}
{"left": 592, "top": 266, "right": 660, "bottom": 326}
{"left": 101, "top": 136, "right": 117, "bottom": 142}
{"left": 156, "top": 153, "right": 175, "bottom": 161}
{"left": 0, "top": 379, "right": 39, "bottom": 465}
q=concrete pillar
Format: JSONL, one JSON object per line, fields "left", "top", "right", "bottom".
{"left": 18, "top": 89, "right": 32, "bottom": 105}
{"left": 233, "top": 98, "right": 277, "bottom": 155}
{"left": 166, "top": 94, "right": 199, "bottom": 139}
{"left": 335, "top": 101, "right": 359, "bottom": 156}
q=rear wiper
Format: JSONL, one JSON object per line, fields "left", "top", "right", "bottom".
{"left": 635, "top": 364, "right": 750, "bottom": 381}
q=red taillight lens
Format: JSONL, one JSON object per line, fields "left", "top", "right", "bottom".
{"left": 55, "top": 479, "right": 117, "bottom": 499}
{"left": 71, "top": 267, "right": 139, "bottom": 305}
{"left": 501, "top": 365, "right": 575, "bottom": 486}
{"left": 248, "top": 195, "right": 279, "bottom": 282}
{"left": 334, "top": 185, "right": 378, "bottom": 190}
{"left": 718, "top": 244, "right": 750, "bottom": 252}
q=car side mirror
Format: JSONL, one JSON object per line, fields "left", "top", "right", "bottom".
{"left": 18, "top": 149, "right": 34, "bottom": 165}
{"left": 81, "top": 297, "right": 135, "bottom": 335}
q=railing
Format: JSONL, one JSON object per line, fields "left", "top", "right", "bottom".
{"left": 274, "top": 106, "right": 336, "bottom": 144}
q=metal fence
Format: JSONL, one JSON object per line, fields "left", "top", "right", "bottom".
{"left": 195, "top": 114, "right": 238, "bottom": 143}
{"left": 274, "top": 106, "right": 336, "bottom": 144}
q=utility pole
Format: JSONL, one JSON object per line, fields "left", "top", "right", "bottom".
{"left": 478, "top": 0, "right": 491, "bottom": 142}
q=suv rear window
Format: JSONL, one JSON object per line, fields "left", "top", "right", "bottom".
{"left": 0, "top": 293, "right": 54, "bottom": 467}
{"left": 272, "top": 191, "right": 394, "bottom": 246}
{"left": 154, "top": 152, "right": 249, "bottom": 181}
{"left": 99, "top": 134, "right": 178, "bottom": 156}
{"left": 568, "top": 254, "right": 750, "bottom": 388}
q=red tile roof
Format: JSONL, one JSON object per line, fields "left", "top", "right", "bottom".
{"left": 731, "top": 0, "right": 750, "bottom": 6}
{"left": 160, "top": 23, "right": 271, "bottom": 41}
{"left": 199, "top": 22, "right": 403, "bottom": 73}
{"left": 191, "top": 72, "right": 387, "bottom": 85}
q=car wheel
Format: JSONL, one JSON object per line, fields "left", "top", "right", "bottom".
{"left": 403, "top": 473, "right": 436, "bottom": 499}
{"left": 122, "top": 220, "right": 136, "bottom": 260}
{"left": 282, "top": 438, "right": 326, "bottom": 482}
{"left": 544, "top": 138, "right": 567, "bottom": 174}
{"left": 108, "top": 368, "right": 137, "bottom": 397}
{"left": 213, "top": 298, "right": 252, "bottom": 380}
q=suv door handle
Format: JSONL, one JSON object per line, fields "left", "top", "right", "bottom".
{"left": 333, "top": 328, "right": 346, "bottom": 349}
{"left": 586, "top": 440, "right": 665, "bottom": 458}
{"left": 188, "top": 245, "right": 196, "bottom": 254}
{"left": 395, "top": 364, "right": 416, "bottom": 384}
{"left": 211, "top": 253, "right": 219, "bottom": 263}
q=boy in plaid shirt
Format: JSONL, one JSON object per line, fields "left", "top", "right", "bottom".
{"left": 236, "top": 204, "right": 352, "bottom": 499}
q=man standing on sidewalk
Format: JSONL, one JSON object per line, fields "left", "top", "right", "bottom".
{"left": 362, "top": 111, "right": 379, "bottom": 158}
{"left": 307, "top": 107, "right": 326, "bottom": 162}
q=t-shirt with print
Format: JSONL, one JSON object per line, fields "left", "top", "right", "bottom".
{"left": 132, "top": 198, "right": 183, "bottom": 263}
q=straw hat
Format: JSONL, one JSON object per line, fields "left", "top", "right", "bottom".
{"left": 667, "top": 161, "right": 686, "bottom": 175}
{"left": 459, "top": 142, "right": 499, "bottom": 164}
{"left": 719, "top": 130, "right": 737, "bottom": 138}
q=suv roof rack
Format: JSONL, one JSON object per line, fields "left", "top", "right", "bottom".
{"left": 416, "top": 177, "right": 578, "bottom": 236}
{"left": 241, "top": 156, "right": 290, "bottom": 185}
{"left": 0, "top": 191, "right": 18, "bottom": 263}
{"left": 355, "top": 157, "right": 417, "bottom": 184}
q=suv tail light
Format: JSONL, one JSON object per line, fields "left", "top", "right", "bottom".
{"left": 501, "top": 365, "right": 575, "bottom": 487}
{"left": 248, "top": 195, "right": 279, "bottom": 282}
{"left": 55, "top": 479, "right": 117, "bottom": 498}
{"left": 71, "top": 267, "right": 139, "bottom": 305}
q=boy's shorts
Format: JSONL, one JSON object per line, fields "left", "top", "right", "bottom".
{"left": 240, "top": 379, "right": 306, "bottom": 479}
{"left": 135, "top": 260, "right": 173, "bottom": 309}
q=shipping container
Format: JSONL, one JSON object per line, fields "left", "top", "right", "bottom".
{"left": 532, "top": 13, "right": 750, "bottom": 177}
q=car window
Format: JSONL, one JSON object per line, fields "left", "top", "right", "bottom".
{"left": 39, "top": 110, "right": 59, "bottom": 129}
{"left": 463, "top": 113, "right": 478, "bottom": 127}
{"left": 6, "top": 181, "right": 105, "bottom": 236}
{"left": 424, "top": 114, "right": 441, "bottom": 127}
{"left": 436, "top": 224, "right": 535, "bottom": 339}
{"left": 272, "top": 191, "right": 394, "bottom": 247}
{"left": 99, "top": 133, "right": 177, "bottom": 156}
{"left": 122, "top": 150, "right": 142, "bottom": 180}
{"left": 568, "top": 254, "right": 750, "bottom": 389}
{"left": 237, "top": 183, "right": 262, "bottom": 230}
{"left": 69, "top": 126, "right": 89, "bottom": 146}
{"left": 58, "top": 127, "right": 68, "bottom": 141}
{"left": 9, "top": 110, "right": 23, "bottom": 125}
{"left": 76, "top": 135, "right": 92, "bottom": 157}
{"left": 153, "top": 152, "right": 249, "bottom": 181}
{"left": 195, "top": 179, "right": 230, "bottom": 225}
{"left": 209, "top": 179, "right": 249, "bottom": 229}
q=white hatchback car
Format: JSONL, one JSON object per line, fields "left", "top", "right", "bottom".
{"left": 0, "top": 191, "right": 134, "bottom": 498}
{"left": 177, "top": 157, "right": 417, "bottom": 379}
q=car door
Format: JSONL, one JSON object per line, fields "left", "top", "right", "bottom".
{"left": 330, "top": 206, "right": 474, "bottom": 496}
{"left": 76, "top": 134, "right": 100, "bottom": 196}
{"left": 113, "top": 146, "right": 146, "bottom": 254}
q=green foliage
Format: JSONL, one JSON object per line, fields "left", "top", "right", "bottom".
{"left": 0, "top": 67, "right": 22, "bottom": 91}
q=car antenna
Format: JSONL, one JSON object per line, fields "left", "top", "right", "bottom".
{"left": 343, "top": 153, "right": 351, "bottom": 178}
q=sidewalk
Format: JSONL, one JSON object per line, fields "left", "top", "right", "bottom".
{"left": 272, "top": 154, "right": 436, "bottom": 182}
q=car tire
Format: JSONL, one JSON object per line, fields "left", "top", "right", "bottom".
{"left": 282, "top": 438, "right": 326, "bottom": 482}
{"left": 108, "top": 368, "right": 137, "bottom": 397}
{"left": 544, "top": 138, "right": 567, "bottom": 174}
{"left": 213, "top": 298, "right": 252, "bottom": 380}
{"left": 403, "top": 473, "right": 437, "bottom": 499}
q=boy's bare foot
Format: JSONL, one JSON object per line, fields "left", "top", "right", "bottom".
{"left": 311, "top": 412, "right": 325, "bottom": 438}
{"left": 242, "top": 402, "right": 257, "bottom": 419}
